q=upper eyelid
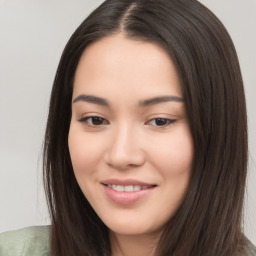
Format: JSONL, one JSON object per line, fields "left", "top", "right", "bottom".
{"left": 78, "top": 113, "right": 106, "bottom": 120}
{"left": 78, "top": 115, "right": 175, "bottom": 120}
{"left": 79, "top": 116, "right": 108, "bottom": 122}
{"left": 147, "top": 117, "right": 177, "bottom": 125}
{"left": 77, "top": 114, "right": 177, "bottom": 124}
{"left": 78, "top": 116, "right": 109, "bottom": 128}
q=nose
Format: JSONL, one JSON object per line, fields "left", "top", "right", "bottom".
{"left": 104, "top": 124, "right": 146, "bottom": 170}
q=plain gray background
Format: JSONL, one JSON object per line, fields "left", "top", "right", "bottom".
{"left": 0, "top": 0, "right": 255, "bottom": 244}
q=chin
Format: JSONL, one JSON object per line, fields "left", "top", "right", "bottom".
{"left": 104, "top": 217, "right": 163, "bottom": 236}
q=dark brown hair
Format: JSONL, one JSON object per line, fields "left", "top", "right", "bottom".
{"left": 43, "top": 0, "right": 248, "bottom": 255}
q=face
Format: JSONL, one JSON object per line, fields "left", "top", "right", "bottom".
{"left": 68, "top": 34, "right": 193, "bottom": 237}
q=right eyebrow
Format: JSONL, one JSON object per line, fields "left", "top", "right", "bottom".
{"left": 72, "top": 94, "right": 109, "bottom": 107}
{"left": 139, "top": 95, "right": 184, "bottom": 107}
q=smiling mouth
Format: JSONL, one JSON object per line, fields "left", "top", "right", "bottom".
{"left": 102, "top": 184, "right": 156, "bottom": 192}
{"left": 101, "top": 181, "right": 157, "bottom": 204}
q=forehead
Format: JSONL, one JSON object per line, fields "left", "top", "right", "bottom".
{"left": 73, "top": 33, "right": 183, "bottom": 100}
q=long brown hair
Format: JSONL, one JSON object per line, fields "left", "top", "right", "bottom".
{"left": 43, "top": 0, "right": 248, "bottom": 255}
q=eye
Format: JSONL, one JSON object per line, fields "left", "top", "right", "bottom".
{"left": 147, "top": 118, "right": 176, "bottom": 127}
{"left": 79, "top": 116, "right": 109, "bottom": 126}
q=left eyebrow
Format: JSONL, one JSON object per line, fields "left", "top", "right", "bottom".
{"left": 72, "top": 94, "right": 109, "bottom": 106}
{"left": 139, "top": 95, "right": 184, "bottom": 107}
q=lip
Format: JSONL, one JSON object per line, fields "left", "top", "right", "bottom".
{"left": 101, "top": 178, "right": 155, "bottom": 186}
{"left": 101, "top": 179, "right": 157, "bottom": 205}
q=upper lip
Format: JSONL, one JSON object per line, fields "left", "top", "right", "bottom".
{"left": 101, "top": 179, "right": 156, "bottom": 186}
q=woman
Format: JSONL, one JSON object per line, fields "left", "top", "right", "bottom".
{"left": 0, "top": 0, "right": 255, "bottom": 255}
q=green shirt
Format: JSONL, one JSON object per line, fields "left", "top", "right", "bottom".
{"left": 0, "top": 226, "right": 50, "bottom": 256}
{"left": 0, "top": 225, "right": 256, "bottom": 256}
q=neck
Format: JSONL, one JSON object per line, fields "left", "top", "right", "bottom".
{"left": 109, "top": 230, "right": 161, "bottom": 256}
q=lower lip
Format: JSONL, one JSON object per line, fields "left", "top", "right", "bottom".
{"left": 102, "top": 184, "right": 156, "bottom": 205}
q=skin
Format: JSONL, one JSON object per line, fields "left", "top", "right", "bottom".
{"left": 68, "top": 33, "right": 194, "bottom": 256}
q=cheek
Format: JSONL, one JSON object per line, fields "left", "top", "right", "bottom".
{"left": 153, "top": 129, "right": 193, "bottom": 217}
{"left": 68, "top": 128, "right": 104, "bottom": 177}
{"left": 149, "top": 126, "right": 194, "bottom": 176}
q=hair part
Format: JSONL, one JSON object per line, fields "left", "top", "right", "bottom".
{"left": 43, "top": 0, "right": 248, "bottom": 255}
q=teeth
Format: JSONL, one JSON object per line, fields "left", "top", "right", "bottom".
{"left": 108, "top": 185, "right": 152, "bottom": 192}
{"left": 133, "top": 185, "right": 141, "bottom": 191}
{"left": 116, "top": 185, "right": 124, "bottom": 192}
{"left": 125, "top": 185, "right": 133, "bottom": 192}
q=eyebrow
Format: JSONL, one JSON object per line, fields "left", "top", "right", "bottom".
{"left": 139, "top": 95, "right": 184, "bottom": 106}
{"left": 72, "top": 94, "right": 184, "bottom": 107}
{"left": 73, "top": 94, "right": 109, "bottom": 106}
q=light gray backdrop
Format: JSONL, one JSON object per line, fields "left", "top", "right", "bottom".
{"left": 0, "top": 0, "right": 255, "bottom": 244}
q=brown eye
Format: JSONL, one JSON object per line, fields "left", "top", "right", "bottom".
{"left": 148, "top": 118, "right": 176, "bottom": 127}
{"left": 79, "top": 116, "right": 109, "bottom": 126}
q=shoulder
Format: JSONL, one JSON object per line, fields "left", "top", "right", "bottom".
{"left": 244, "top": 237, "right": 256, "bottom": 256}
{"left": 246, "top": 241, "right": 256, "bottom": 256}
{"left": 0, "top": 225, "right": 51, "bottom": 256}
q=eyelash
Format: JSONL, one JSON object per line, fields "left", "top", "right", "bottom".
{"left": 146, "top": 118, "right": 176, "bottom": 127}
{"left": 78, "top": 116, "right": 177, "bottom": 128}
{"left": 78, "top": 116, "right": 109, "bottom": 126}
